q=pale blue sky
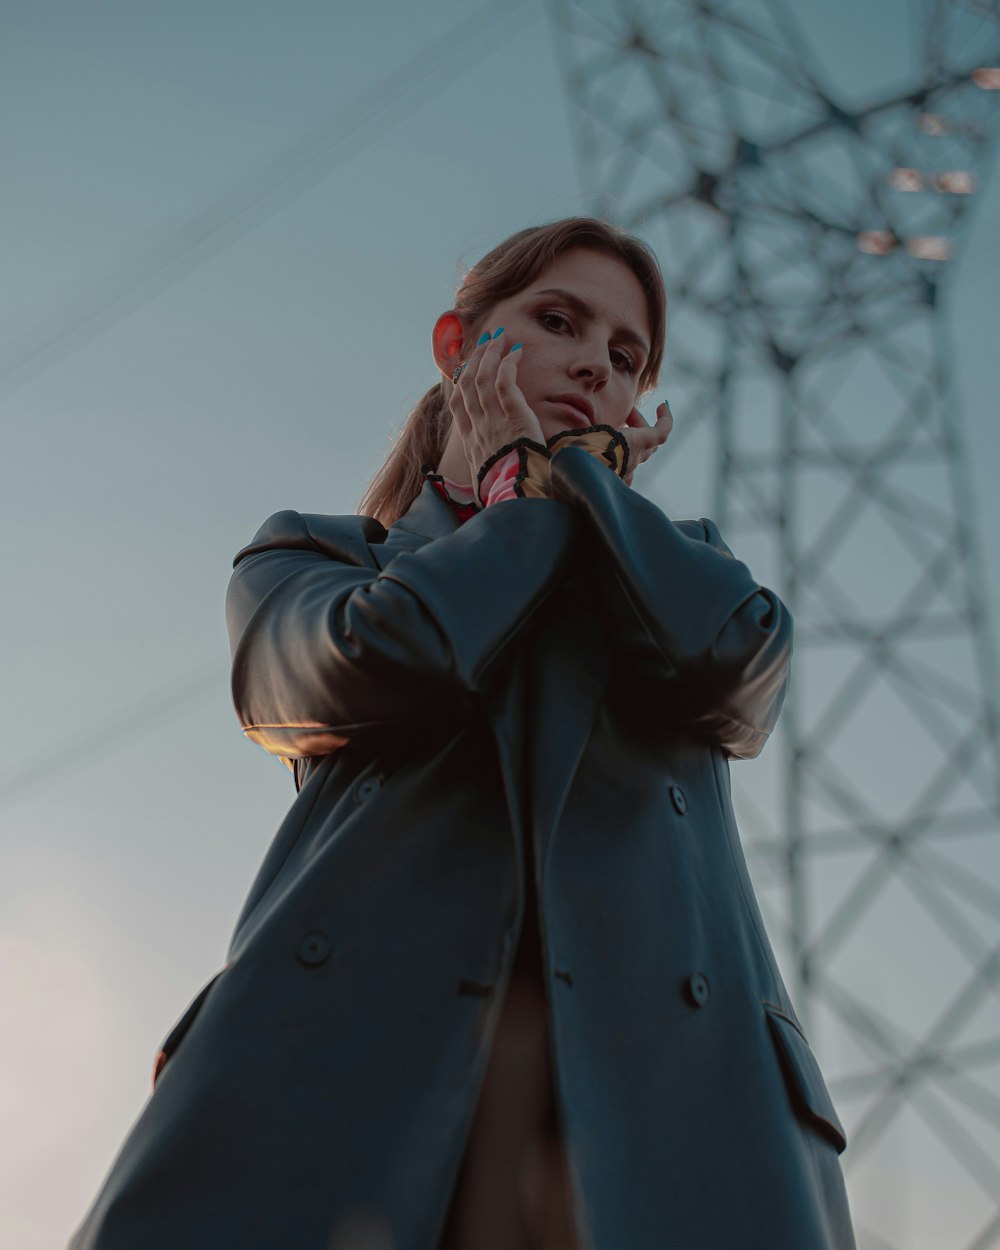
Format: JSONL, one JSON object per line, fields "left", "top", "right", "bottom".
{"left": 2, "top": 2, "right": 998, "bottom": 1247}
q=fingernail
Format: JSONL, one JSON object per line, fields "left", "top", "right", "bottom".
{"left": 492, "top": 326, "right": 505, "bottom": 339}
{"left": 476, "top": 332, "right": 490, "bottom": 346}
{"left": 510, "top": 342, "right": 522, "bottom": 351}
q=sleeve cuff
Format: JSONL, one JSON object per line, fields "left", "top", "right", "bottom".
{"left": 546, "top": 425, "right": 630, "bottom": 479}
{"left": 476, "top": 424, "right": 631, "bottom": 508}
{"left": 477, "top": 438, "right": 552, "bottom": 506}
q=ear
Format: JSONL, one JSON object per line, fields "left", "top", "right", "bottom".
{"left": 432, "top": 311, "right": 468, "bottom": 380}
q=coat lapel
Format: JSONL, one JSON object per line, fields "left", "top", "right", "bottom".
{"left": 369, "top": 481, "right": 459, "bottom": 569}
{"left": 523, "top": 585, "right": 610, "bottom": 875}
{"left": 484, "top": 577, "right": 609, "bottom": 880}
{"left": 371, "top": 486, "right": 609, "bottom": 874}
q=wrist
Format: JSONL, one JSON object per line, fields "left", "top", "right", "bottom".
{"left": 546, "top": 425, "right": 630, "bottom": 479}
{"left": 477, "top": 439, "right": 552, "bottom": 507}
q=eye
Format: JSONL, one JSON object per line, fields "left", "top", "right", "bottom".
{"left": 610, "top": 347, "right": 636, "bottom": 375}
{"left": 538, "top": 311, "right": 571, "bottom": 333}
{"left": 538, "top": 309, "right": 637, "bottom": 375}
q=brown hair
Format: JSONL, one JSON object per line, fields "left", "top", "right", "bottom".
{"left": 357, "top": 217, "right": 667, "bottom": 527}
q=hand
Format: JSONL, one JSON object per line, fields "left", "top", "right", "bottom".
{"left": 449, "top": 330, "right": 545, "bottom": 488}
{"left": 620, "top": 401, "right": 672, "bottom": 486}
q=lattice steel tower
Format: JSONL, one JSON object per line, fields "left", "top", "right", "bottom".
{"left": 547, "top": 2, "right": 1000, "bottom": 1246}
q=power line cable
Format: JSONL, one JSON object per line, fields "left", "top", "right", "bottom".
{"left": 0, "top": 658, "right": 222, "bottom": 809}
{"left": 0, "top": 0, "right": 538, "bottom": 404}
{"left": 1, "top": 5, "right": 541, "bottom": 809}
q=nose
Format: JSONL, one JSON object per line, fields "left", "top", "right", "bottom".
{"left": 570, "top": 339, "right": 611, "bottom": 389}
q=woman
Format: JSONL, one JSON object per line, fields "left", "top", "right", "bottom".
{"left": 70, "top": 219, "right": 855, "bottom": 1250}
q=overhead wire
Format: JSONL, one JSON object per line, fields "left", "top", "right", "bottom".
{"left": 1, "top": 2, "right": 541, "bottom": 808}
{"left": 0, "top": 659, "right": 222, "bottom": 809}
{"left": 0, "top": 0, "right": 538, "bottom": 404}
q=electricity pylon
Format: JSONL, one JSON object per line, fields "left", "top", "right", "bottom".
{"left": 547, "top": 2, "right": 1000, "bottom": 1246}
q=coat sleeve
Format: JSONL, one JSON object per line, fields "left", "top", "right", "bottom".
{"left": 549, "top": 444, "right": 792, "bottom": 759}
{"left": 225, "top": 499, "right": 582, "bottom": 759}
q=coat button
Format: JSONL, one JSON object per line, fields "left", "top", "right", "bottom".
{"left": 670, "top": 784, "right": 688, "bottom": 815}
{"left": 686, "top": 972, "right": 710, "bottom": 1006}
{"left": 297, "top": 930, "right": 332, "bottom": 967}
{"left": 354, "top": 775, "right": 381, "bottom": 803}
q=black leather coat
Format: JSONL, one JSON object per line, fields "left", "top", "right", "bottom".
{"left": 70, "top": 444, "right": 855, "bottom": 1249}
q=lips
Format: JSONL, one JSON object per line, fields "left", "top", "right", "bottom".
{"left": 548, "top": 393, "right": 595, "bottom": 426}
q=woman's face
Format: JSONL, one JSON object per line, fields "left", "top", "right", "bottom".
{"left": 454, "top": 247, "right": 653, "bottom": 439}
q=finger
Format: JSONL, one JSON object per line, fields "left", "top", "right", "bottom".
{"left": 461, "top": 329, "right": 492, "bottom": 373}
{"left": 495, "top": 345, "right": 522, "bottom": 408}
{"left": 454, "top": 328, "right": 496, "bottom": 430}
{"left": 625, "top": 405, "right": 650, "bottom": 429}
{"left": 462, "top": 329, "right": 505, "bottom": 432}
{"left": 474, "top": 331, "right": 532, "bottom": 428}
{"left": 449, "top": 368, "right": 478, "bottom": 439}
{"left": 626, "top": 403, "right": 671, "bottom": 454}
{"left": 473, "top": 327, "right": 507, "bottom": 405}
{"left": 621, "top": 406, "right": 670, "bottom": 471}
{"left": 448, "top": 372, "right": 472, "bottom": 432}
{"left": 449, "top": 395, "right": 471, "bottom": 441}
{"left": 489, "top": 346, "right": 545, "bottom": 449}
{"left": 623, "top": 427, "right": 659, "bottom": 457}
{"left": 456, "top": 328, "right": 495, "bottom": 396}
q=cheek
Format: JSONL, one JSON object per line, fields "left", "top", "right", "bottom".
{"left": 516, "top": 329, "right": 556, "bottom": 363}
{"left": 508, "top": 340, "right": 552, "bottom": 390}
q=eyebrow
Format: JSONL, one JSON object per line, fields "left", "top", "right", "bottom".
{"left": 532, "top": 287, "right": 650, "bottom": 360}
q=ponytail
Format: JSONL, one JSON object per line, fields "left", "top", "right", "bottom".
{"left": 357, "top": 381, "right": 451, "bottom": 528}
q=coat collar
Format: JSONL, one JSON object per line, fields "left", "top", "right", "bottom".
{"left": 370, "top": 480, "right": 460, "bottom": 568}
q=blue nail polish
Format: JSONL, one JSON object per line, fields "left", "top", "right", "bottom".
{"left": 492, "top": 326, "right": 505, "bottom": 339}
{"left": 511, "top": 342, "right": 522, "bottom": 351}
{"left": 476, "top": 331, "right": 490, "bottom": 346}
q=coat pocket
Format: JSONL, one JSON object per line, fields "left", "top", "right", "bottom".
{"left": 151, "top": 968, "right": 226, "bottom": 1089}
{"left": 764, "top": 1003, "right": 847, "bottom": 1154}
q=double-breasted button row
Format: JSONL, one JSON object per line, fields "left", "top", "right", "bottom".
{"left": 297, "top": 930, "right": 332, "bottom": 967}
{"left": 670, "top": 784, "right": 688, "bottom": 815}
